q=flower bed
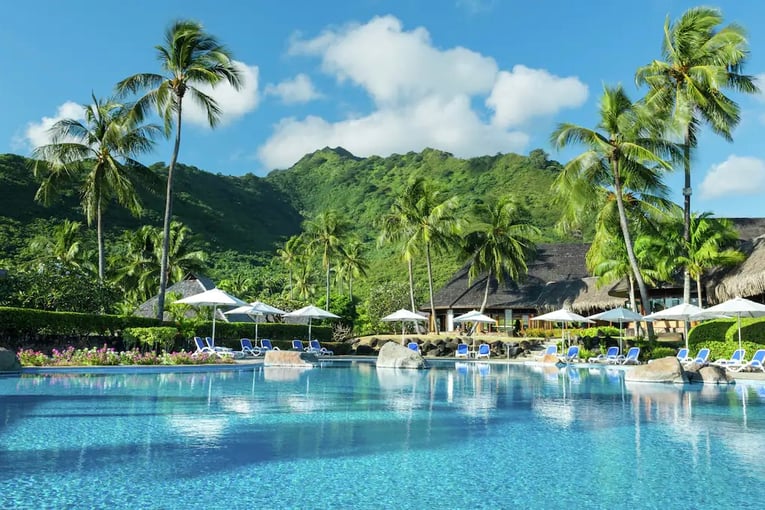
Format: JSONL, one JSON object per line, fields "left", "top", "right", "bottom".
{"left": 17, "top": 345, "right": 234, "bottom": 366}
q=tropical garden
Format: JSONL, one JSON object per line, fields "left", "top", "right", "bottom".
{"left": 0, "top": 6, "right": 761, "bottom": 364}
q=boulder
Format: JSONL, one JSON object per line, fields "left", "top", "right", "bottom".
{"left": 0, "top": 348, "right": 21, "bottom": 372}
{"left": 625, "top": 356, "right": 687, "bottom": 384}
{"left": 264, "top": 350, "right": 318, "bottom": 367}
{"left": 694, "top": 365, "right": 735, "bottom": 385}
{"left": 376, "top": 341, "right": 428, "bottom": 369}
{"left": 355, "top": 344, "right": 376, "bottom": 356}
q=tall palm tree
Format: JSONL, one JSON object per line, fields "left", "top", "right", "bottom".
{"left": 117, "top": 20, "right": 242, "bottom": 319}
{"left": 460, "top": 196, "right": 539, "bottom": 313}
{"left": 378, "top": 179, "right": 425, "bottom": 313}
{"left": 401, "top": 178, "right": 460, "bottom": 333}
{"left": 636, "top": 6, "right": 757, "bottom": 303}
{"left": 27, "top": 219, "right": 90, "bottom": 272}
{"left": 551, "top": 85, "right": 676, "bottom": 321}
{"left": 337, "top": 239, "right": 369, "bottom": 301}
{"left": 276, "top": 234, "right": 304, "bottom": 299}
{"left": 304, "top": 211, "right": 349, "bottom": 308}
{"left": 32, "top": 94, "right": 158, "bottom": 280}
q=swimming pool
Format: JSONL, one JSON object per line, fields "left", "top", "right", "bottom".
{"left": 1, "top": 361, "right": 763, "bottom": 509}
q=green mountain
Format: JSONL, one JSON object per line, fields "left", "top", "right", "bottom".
{"left": 0, "top": 148, "right": 570, "bottom": 295}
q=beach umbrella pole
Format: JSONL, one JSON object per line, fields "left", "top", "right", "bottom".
{"left": 212, "top": 305, "right": 218, "bottom": 343}
{"left": 255, "top": 315, "right": 259, "bottom": 342}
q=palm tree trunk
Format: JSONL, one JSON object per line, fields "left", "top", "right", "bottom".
{"left": 682, "top": 136, "right": 692, "bottom": 304}
{"left": 96, "top": 194, "right": 104, "bottom": 282}
{"left": 288, "top": 269, "right": 293, "bottom": 299}
{"left": 156, "top": 100, "right": 183, "bottom": 321}
{"left": 425, "top": 243, "right": 438, "bottom": 334}
{"left": 612, "top": 162, "right": 654, "bottom": 338}
{"left": 407, "top": 258, "right": 416, "bottom": 311}
{"left": 480, "top": 270, "right": 491, "bottom": 313}
{"left": 696, "top": 277, "right": 703, "bottom": 305}
{"left": 628, "top": 274, "right": 637, "bottom": 312}
{"left": 349, "top": 275, "right": 353, "bottom": 302}
{"left": 325, "top": 263, "right": 331, "bottom": 309}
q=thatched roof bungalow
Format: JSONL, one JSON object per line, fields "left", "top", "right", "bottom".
{"left": 713, "top": 235, "right": 765, "bottom": 302}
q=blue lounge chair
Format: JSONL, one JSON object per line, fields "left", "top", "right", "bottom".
{"left": 205, "top": 337, "right": 233, "bottom": 353}
{"left": 618, "top": 347, "right": 641, "bottom": 365}
{"left": 292, "top": 339, "right": 307, "bottom": 351}
{"left": 588, "top": 346, "right": 619, "bottom": 364}
{"left": 560, "top": 345, "right": 579, "bottom": 363}
{"left": 475, "top": 344, "right": 490, "bottom": 360}
{"left": 684, "top": 348, "right": 710, "bottom": 367}
{"left": 676, "top": 348, "right": 691, "bottom": 363}
{"left": 407, "top": 342, "right": 421, "bottom": 353}
{"left": 712, "top": 349, "right": 745, "bottom": 368}
{"left": 455, "top": 343, "right": 469, "bottom": 358}
{"left": 730, "top": 349, "right": 765, "bottom": 373}
{"left": 308, "top": 340, "right": 334, "bottom": 356}
{"left": 193, "top": 336, "right": 231, "bottom": 358}
{"left": 260, "top": 339, "right": 279, "bottom": 351}
{"left": 542, "top": 345, "right": 557, "bottom": 357}
{"left": 240, "top": 338, "right": 262, "bottom": 357}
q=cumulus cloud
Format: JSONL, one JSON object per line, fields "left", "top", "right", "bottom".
{"left": 184, "top": 60, "right": 260, "bottom": 127}
{"left": 21, "top": 101, "right": 84, "bottom": 150}
{"left": 258, "top": 95, "right": 528, "bottom": 169}
{"left": 260, "top": 16, "right": 586, "bottom": 169}
{"left": 699, "top": 155, "right": 765, "bottom": 198}
{"left": 487, "top": 66, "right": 589, "bottom": 128}
{"left": 264, "top": 74, "right": 321, "bottom": 104}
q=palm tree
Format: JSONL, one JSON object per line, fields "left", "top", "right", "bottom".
{"left": 27, "top": 219, "right": 90, "bottom": 272}
{"left": 117, "top": 20, "right": 242, "bottom": 319}
{"left": 304, "top": 211, "right": 348, "bottom": 309}
{"left": 402, "top": 178, "right": 460, "bottom": 333}
{"left": 337, "top": 239, "right": 369, "bottom": 301}
{"left": 460, "top": 196, "right": 539, "bottom": 313}
{"left": 636, "top": 6, "right": 757, "bottom": 303}
{"left": 551, "top": 85, "right": 676, "bottom": 321}
{"left": 276, "top": 234, "right": 304, "bottom": 299}
{"left": 637, "top": 210, "right": 744, "bottom": 304}
{"left": 378, "top": 179, "right": 425, "bottom": 314}
{"left": 32, "top": 94, "right": 158, "bottom": 280}
{"left": 292, "top": 257, "right": 316, "bottom": 301}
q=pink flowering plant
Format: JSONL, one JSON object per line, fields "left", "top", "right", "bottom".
{"left": 17, "top": 345, "right": 234, "bottom": 366}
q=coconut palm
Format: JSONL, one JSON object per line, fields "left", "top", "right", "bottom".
{"left": 337, "top": 239, "right": 369, "bottom": 301}
{"left": 304, "top": 211, "right": 349, "bottom": 309}
{"left": 636, "top": 6, "right": 757, "bottom": 302}
{"left": 276, "top": 234, "right": 305, "bottom": 299}
{"left": 32, "top": 94, "right": 158, "bottom": 280}
{"left": 26, "top": 219, "right": 92, "bottom": 273}
{"left": 551, "top": 85, "right": 676, "bottom": 321}
{"left": 117, "top": 19, "right": 242, "bottom": 319}
{"left": 460, "top": 196, "right": 539, "bottom": 313}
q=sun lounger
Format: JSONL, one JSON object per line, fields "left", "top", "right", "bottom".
{"left": 617, "top": 347, "right": 641, "bottom": 365}
{"left": 407, "top": 342, "right": 421, "bottom": 353}
{"left": 292, "top": 339, "right": 307, "bottom": 351}
{"left": 712, "top": 349, "right": 745, "bottom": 368}
{"left": 205, "top": 337, "right": 233, "bottom": 353}
{"left": 683, "top": 348, "right": 710, "bottom": 367}
{"left": 588, "top": 346, "right": 619, "bottom": 364}
{"left": 193, "top": 336, "right": 232, "bottom": 358}
{"left": 729, "top": 349, "right": 765, "bottom": 373}
{"left": 260, "top": 339, "right": 279, "bottom": 351}
{"left": 542, "top": 345, "right": 557, "bottom": 356}
{"left": 240, "top": 338, "right": 262, "bottom": 357}
{"left": 308, "top": 340, "right": 334, "bottom": 356}
{"left": 560, "top": 345, "right": 579, "bottom": 363}
{"left": 676, "top": 348, "right": 691, "bottom": 363}
{"left": 475, "top": 344, "right": 490, "bottom": 360}
{"left": 455, "top": 343, "right": 470, "bottom": 358}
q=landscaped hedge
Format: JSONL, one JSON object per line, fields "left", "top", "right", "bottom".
{"left": 724, "top": 318, "right": 765, "bottom": 344}
{"left": 201, "top": 321, "right": 333, "bottom": 345}
{"left": 0, "top": 306, "right": 161, "bottom": 336}
{"left": 687, "top": 319, "right": 736, "bottom": 345}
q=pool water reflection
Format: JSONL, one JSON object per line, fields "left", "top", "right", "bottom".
{"left": 0, "top": 362, "right": 763, "bottom": 509}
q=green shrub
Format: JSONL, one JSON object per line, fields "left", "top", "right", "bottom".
{"left": 123, "top": 327, "right": 179, "bottom": 352}
{"left": 0, "top": 306, "right": 161, "bottom": 337}
{"left": 724, "top": 318, "right": 765, "bottom": 345}
{"left": 687, "top": 319, "right": 736, "bottom": 345}
{"left": 649, "top": 347, "right": 677, "bottom": 360}
{"left": 200, "top": 321, "right": 333, "bottom": 347}
{"left": 688, "top": 340, "right": 763, "bottom": 361}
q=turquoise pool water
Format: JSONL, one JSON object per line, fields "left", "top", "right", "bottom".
{"left": 1, "top": 361, "right": 764, "bottom": 509}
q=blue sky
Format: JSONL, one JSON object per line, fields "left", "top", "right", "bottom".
{"left": 3, "top": 0, "right": 765, "bottom": 218}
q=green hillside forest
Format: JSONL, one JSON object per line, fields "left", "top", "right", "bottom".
{"left": 0, "top": 147, "right": 569, "bottom": 324}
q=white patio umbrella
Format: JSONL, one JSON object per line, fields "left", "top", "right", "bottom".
{"left": 643, "top": 303, "right": 728, "bottom": 350}
{"left": 587, "top": 307, "right": 644, "bottom": 354}
{"left": 453, "top": 310, "right": 497, "bottom": 348}
{"left": 532, "top": 308, "right": 593, "bottom": 351}
{"left": 225, "top": 301, "right": 287, "bottom": 342}
{"left": 698, "top": 297, "right": 765, "bottom": 352}
{"left": 381, "top": 309, "right": 428, "bottom": 343}
{"left": 175, "top": 288, "right": 247, "bottom": 343}
{"left": 283, "top": 305, "right": 340, "bottom": 342}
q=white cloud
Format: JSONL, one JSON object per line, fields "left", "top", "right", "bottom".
{"left": 288, "top": 15, "right": 498, "bottom": 107}
{"left": 264, "top": 74, "right": 321, "bottom": 104}
{"left": 487, "top": 66, "right": 589, "bottom": 128}
{"left": 21, "top": 101, "right": 84, "bottom": 150}
{"left": 261, "top": 16, "right": 586, "bottom": 169}
{"left": 184, "top": 60, "right": 260, "bottom": 127}
{"left": 258, "top": 95, "right": 528, "bottom": 169}
{"left": 699, "top": 155, "right": 765, "bottom": 198}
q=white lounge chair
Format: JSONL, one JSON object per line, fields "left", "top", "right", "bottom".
{"left": 729, "top": 349, "right": 765, "bottom": 373}
{"left": 475, "top": 344, "right": 490, "bottom": 360}
{"left": 712, "top": 349, "right": 745, "bottom": 369}
{"left": 588, "top": 346, "right": 619, "bottom": 364}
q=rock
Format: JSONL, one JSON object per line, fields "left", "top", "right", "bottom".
{"left": 355, "top": 344, "right": 376, "bottom": 356}
{"left": 696, "top": 365, "right": 735, "bottom": 384}
{"left": 376, "top": 341, "right": 428, "bottom": 369}
{"left": 625, "top": 356, "right": 687, "bottom": 384}
{"left": 0, "top": 348, "right": 21, "bottom": 372}
{"left": 263, "top": 350, "right": 318, "bottom": 367}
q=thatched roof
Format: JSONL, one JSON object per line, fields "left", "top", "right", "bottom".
{"left": 133, "top": 274, "right": 257, "bottom": 323}
{"left": 430, "top": 243, "right": 594, "bottom": 312}
{"left": 730, "top": 218, "right": 765, "bottom": 241}
{"left": 713, "top": 236, "right": 765, "bottom": 302}
{"left": 568, "top": 277, "right": 625, "bottom": 313}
